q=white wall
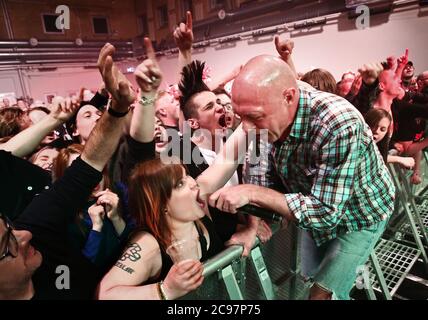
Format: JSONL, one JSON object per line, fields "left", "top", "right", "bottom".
{"left": 0, "top": 3, "right": 427, "bottom": 100}
{"left": 0, "top": 70, "right": 24, "bottom": 99}
{"left": 157, "top": 3, "right": 428, "bottom": 85}
{"left": 24, "top": 67, "right": 102, "bottom": 101}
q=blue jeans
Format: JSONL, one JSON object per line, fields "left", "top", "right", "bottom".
{"left": 300, "top": 219, "right": 388, "bottom": 300}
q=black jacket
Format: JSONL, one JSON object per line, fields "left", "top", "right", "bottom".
{"left": 15, "top": 156, "right": 102, "bottom": 299}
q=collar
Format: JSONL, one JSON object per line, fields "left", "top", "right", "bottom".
{"left": 287, "top": 85, "right": 312, "bottom": 142}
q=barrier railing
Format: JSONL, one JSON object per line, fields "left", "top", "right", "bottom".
{"left": 181, "top": 222, "right": 302, "bottom": 300}
{"left": 182, "top": 152, "right": 428, "bottom": 300}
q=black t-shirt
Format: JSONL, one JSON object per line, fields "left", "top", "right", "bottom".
{"left": 0, "top": 150, "right": 51, "bottom": 221}
{"left": 391, "top": 99, "right": 428, "bottom": 142}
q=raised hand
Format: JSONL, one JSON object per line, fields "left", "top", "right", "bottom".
{"left": 274, "top": 35, "right": 294, "bottom": 60}
{"left": 349, "top": 74, "right": 363, "bottom": 96}
{"left": 50, "top": 96, "right": 79, "bottom": 122}
{"left": 173, "top": 11, "right": 194, "bottom": 52}
{"left": 97, "top": 43, "right": 136, "bottom": 109}
{"left": 134, "top": 38, "right": 163, "bottom": 93}
{"left": 358, "top": 62, "right": 384, "bottom": 85}
{"left": 397, "top": 48, "right": 409, "bottom": 67}
{"left": 98, "top": 82, "right": 110, "bottom": 98}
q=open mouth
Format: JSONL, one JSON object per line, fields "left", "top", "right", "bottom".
{"left": 225, "top": 114, "right": 233, "bottom": 128}
{"left": 218, "top": 114, "right": 227, "bottom": 128}
{"left": 154, "top": 134, "right": 162, "bottom": 143}
{"left": 196, "top": 189, "right": 205, "bottom": 209}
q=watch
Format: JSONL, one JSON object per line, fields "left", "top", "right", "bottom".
{"left": 107, "top": 100, "right": 130, "bottom": 118}
{"left": 108, "top": 107, "right": 129, "bottom": 118}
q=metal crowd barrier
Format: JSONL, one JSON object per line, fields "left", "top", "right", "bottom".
{"left": 181, "top": 223, "right": 303, "bottom": 300}
{"left": 181, "top": 152, "right": 428, "bottom": 300}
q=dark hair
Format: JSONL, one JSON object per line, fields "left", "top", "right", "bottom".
{"left": 364, "top": 108, "right": 392, "bottom": 161}
{"left": 364, "top": 108, "right": 391, "bottom": 129}
{"left": 179, "top": 60, "right": 210, "bottom": 120}
{"left": 52, "top": 144, "right": 111, "bottom": 236}
{"left": 301, "top": 68, "right": 337, "bottom": 94}
{"left": 212, "top": 88, "right": 231, "bottom": 98}
{"left": 0, "top": 107, "right": 27, "bottom": 138}
{"left": 52, "top": 144, "right": 110, "bottom": 186}
{"left": 65, "top": 103, "right": 102, "bottom": 143}
{"left": 28, "top": 106, "right": 50, "bottom": 115}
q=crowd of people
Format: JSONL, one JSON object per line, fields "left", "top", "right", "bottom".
{"left": 1, "top": 11, "right": 428, "bottom": 300}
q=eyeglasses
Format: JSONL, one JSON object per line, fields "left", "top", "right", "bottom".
{"left": 0, "top": 214, "right": 19, "bottom": 262}
{"left": 216, "top": 99, "right": 232, "bottom": 111}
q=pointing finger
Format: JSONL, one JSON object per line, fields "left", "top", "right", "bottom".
{"left": 186, "top": 11, "right": 193, "bottom": 30}
{"left": 144, "top": 37, "right": 157, "bottom": 63}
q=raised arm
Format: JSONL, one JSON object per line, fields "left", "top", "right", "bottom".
{"left": 174, "top": 11, "right": 193, "bottom": 83}
{"left": 275, "top": 36, "right": 298, "bottom": 79}
{"left": 208, "top": 64, "right": 243, "bottom": 91}
{"left": 82, "top": 43, "right": 136, "bottom": 172}
{"left": 0, "top": 97, "right": 78, "bottom": 157}
{"left": 197, "top": 124, "right": 247, "bottom": 196}
{"left": 130, "top": 38, "right": 162, "bottom": 143}
{"left": 395, "top": 49, "right": 409, "bottom": 79}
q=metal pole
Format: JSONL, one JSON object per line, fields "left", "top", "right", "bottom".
{"left": 1, "top": 0, "right": 13, "bottom": 39}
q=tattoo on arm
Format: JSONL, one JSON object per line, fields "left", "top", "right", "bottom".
{"left": 114, "top": 243, "right": 143, "bottom": 274}
{"left": 115, "top": 261, "right": 135, "bottom": 274}
{"left": 120, "top": 243, "right": 142, "bottom": 262}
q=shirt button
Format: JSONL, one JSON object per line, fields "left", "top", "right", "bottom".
{"left": 27, "top": 186, "right": 33, "bottom": 191}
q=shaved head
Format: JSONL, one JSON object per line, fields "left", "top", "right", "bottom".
{"left": 378, "top": 69, "right": 402, "bottom": 98}
{"left": 231, "top": 55, "right": 299, "bottom": 142}
{"left": 233, "top": 55, "right": 297, "bottom": 98}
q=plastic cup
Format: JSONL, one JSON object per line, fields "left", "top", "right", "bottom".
{"left": 166, "top": 238, "right": 201, "bottom": 264}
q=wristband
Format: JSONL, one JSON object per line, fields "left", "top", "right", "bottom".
{"left": 108, "top": 106, "right": 130, "bottom": 118}
{"left": 139, "top": 94, "right": 158, "bottom": 106}
{"left": 157, "top": 280, "right": 168, "bottom": 300}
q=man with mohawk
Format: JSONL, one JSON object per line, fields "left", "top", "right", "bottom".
{"left": 171, "top": 59, "right": 261, "bottom": 257}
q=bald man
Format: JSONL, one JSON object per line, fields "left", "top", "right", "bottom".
{"left": 373, "top": 69, "right": 404, "bottom": 112}
{"left": 209, "top": 55, "right": 395, "bottom": 300}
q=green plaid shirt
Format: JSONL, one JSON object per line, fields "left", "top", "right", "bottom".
{"left": 253, "top": 86, "right": 395, "bottom": 246}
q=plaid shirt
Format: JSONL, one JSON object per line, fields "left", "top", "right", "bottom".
{"left": 247, "top": 86, "right": 395, "bottom": 246}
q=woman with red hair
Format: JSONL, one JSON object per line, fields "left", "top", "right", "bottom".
{"left": 97, "top": 38, "right": 247, "bottom": 299}
{"left": 97, "top": 127, "right": 246, "bottom": 300}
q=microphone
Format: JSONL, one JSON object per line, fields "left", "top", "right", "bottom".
{"left": 236, "top": 204, "right": 283, "bottom": 223}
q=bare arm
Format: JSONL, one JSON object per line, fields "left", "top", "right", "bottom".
{"left": 197, "top": 124, "right": 247, "bottom": 196}
{"left": 98, "top": 233, "right": 203, "bottom": 300}
{"left": 387, "top": 155, "right": 415, "bottom": 169}
{"left": 174, "top": 11, "right": 193, "bottom": 84}
{"left": 82, "top": 43, "right": 136, "bottom": 172}
{"left": 0, "top": 97, "right": 78, "bottom": 157}
{"left": 130, "top": 38, "right": 162, "bottom": 143}
{"left": 209, "top": 183, "right": 296, "bottom": 222}
{"left": 395, "top": 49, "right": 409, "bottom": 79}
{"left": 208, "top": 64, "right": 243, "bottom": 91}
{"left": 275, "top": 36, "right": 298, "bottom": 79}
